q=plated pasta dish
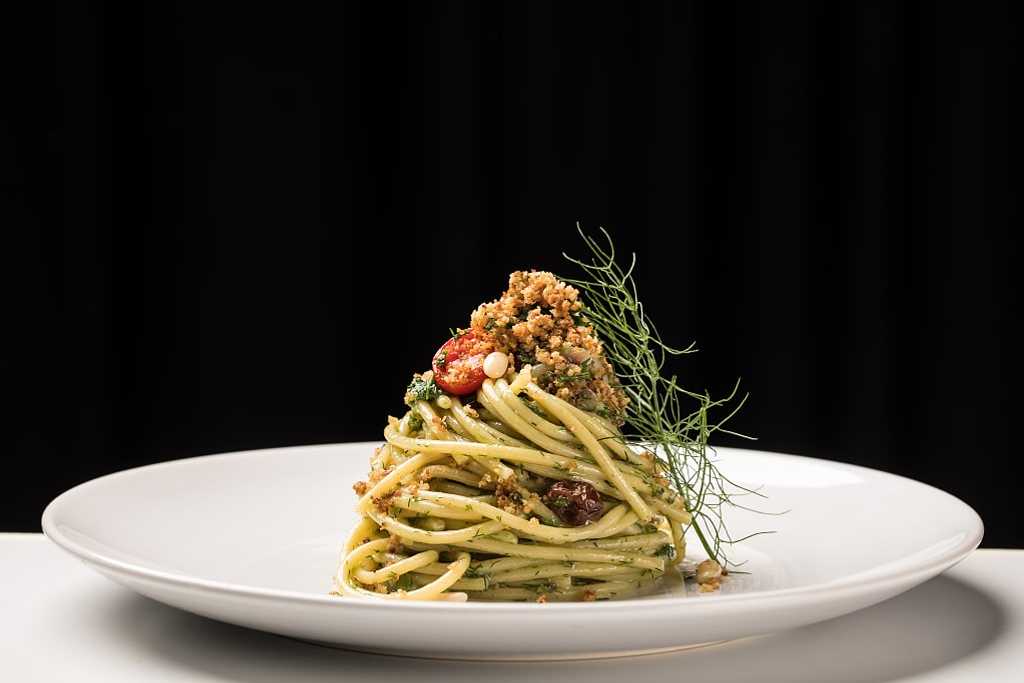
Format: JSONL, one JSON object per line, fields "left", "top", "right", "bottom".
{"left": 334, "top": 229, "right": 747, "bottom": 602}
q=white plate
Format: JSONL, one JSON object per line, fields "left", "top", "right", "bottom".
{"left": 42, "top": 443, "right": 983, "bottom": 660}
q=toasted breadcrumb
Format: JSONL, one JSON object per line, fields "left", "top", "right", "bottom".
{"left": 387, "top": 534, "right": 404, "bottom": 553}
{"left": 494, "top": 476, "right": 525, "bottom": 514}
{"left": 372, "top": 492, "right": 397, "bottom": 514}
{"left": 469, "top": 271, "right": 628, "bottom": 422}
{"left": 430, "top": 415, "right": 447, "bottom": 435}
{"left": 368, "top": 465, "right": 393, "bottom": 485}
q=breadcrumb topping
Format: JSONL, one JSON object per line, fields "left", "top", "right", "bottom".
{"left": 494, "top": 476, "right": 526, "bottom": 514}
{"left": 468, "top": 271, "right": 628, "bottom": 423}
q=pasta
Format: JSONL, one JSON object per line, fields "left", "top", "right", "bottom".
{"left": 333, "top": 269, "right": 699, "bottom": 602}
{"left": 335, "top": 373, "right": 690, "bottom": 602}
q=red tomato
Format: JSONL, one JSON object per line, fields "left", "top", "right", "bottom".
{"left": 432, "top": 331, "right": 491, "bottom": 395}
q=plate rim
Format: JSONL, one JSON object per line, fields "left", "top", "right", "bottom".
{"left": 41, "top": 442, "right": 984, "bottom": 614}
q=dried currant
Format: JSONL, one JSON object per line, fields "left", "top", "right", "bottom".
{"left": 544, "top": 480, "right": 603, "bottom": 526}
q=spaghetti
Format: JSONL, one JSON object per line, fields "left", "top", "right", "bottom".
{"left": 335, "top": 373, "right": 689, "bottom": 602}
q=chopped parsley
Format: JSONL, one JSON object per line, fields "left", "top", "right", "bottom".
{"left": 654, "top": 544, "right": 676, "bottom": 559}
{"left": 393, "top": 574, "right": 415, "bottom": 591}
{"left": 515, "top": 349, "right": 535, "bottom": 367}
{"left": 435, "top": 349, "right": 447, "bottom": 367}
{"left": 405, "top": 375, "right": 442, "bottom": 405}
{"left": 407, "top": 411, "right": 424, "bottom": 432}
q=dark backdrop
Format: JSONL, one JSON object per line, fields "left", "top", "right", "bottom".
{"left": 5, "top": 2, "right": 1020, "bottom": 545}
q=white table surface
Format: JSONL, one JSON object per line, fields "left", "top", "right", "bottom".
{"left": 2, "top": 534, "right": 1021, "bottom": 682}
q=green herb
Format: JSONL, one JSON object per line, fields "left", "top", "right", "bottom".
{"left": 407, "top": 411, "right": 424, "bottom": 432}
{"left": 593, "top": 402, "right": 623, "bottom": 423}
{"left": 449, "top": 327, "right": 467, "bottom": 339}
{"left": 435, "top": 349, "right": 447, "bottom": 367}
{"left": 405, "top": 375, "right": 442, "bottom": 405}
{"left": 483, "top": 318, "right": 497, "bottom": 331}
{"left": 654, "top": 544, "right": 676, "bottom": 559}
{"left": 393, "top": 574, "right": 415, "bottom": 591}
{"left": 549, "top": 497, "right": 569, "bottom": 509}
{"left": 554, "top": 358, "right": 594, "bottom": 385}
{"left": 515, "top": 349, "right": 535, "bottom": 367}
{"left": 562, "top": 226, "right": 765, "bottom": 568}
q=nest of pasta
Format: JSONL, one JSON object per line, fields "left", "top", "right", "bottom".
{"left": 334, "top": 272, "right": 697, "bottom": 602}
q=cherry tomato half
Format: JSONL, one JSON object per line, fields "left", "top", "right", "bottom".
{"left": 432, "top": 331, "right": 492, "bottom": 395}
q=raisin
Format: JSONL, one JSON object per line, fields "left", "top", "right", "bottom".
{"left": 544, "top": 480, "right": 603, "bottom": 526}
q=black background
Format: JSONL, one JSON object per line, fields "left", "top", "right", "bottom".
{"left": 5, "top": 2, "right": 1020, "bottom": 546}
